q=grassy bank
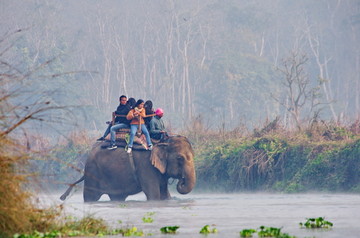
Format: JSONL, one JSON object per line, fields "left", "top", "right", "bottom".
{"left": 191, "top": 120, "right": 360, "bottom": 193}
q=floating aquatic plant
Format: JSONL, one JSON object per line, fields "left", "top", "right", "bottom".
{"left": 113, "top": 226, "right": 145, "bottom": 236}
{"left": 142, "top": 212, "right": 155, "bottom": 223}
{"left": 257, "top": 226, "right": 295, "bottom": 238}
{"left": 160, "top": 226, "right": 180, "bottom": 234}
{"left": 299, "top": 217, "right": 333, "bottom": 228}
{"left": 239, "top": 228, "right": 256, "bottom": 237}
{"left": 199, "top": 225, "right": 218, "bottom": 234}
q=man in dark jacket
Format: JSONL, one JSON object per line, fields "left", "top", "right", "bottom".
{"left": 107, "top": 95, "right": 131, "bottom": 149}
{"left": 149, "top": 108, "right": 167, "bottom": 140}
{"left": 97, "top": 96, "right": 130, "bottom": 144}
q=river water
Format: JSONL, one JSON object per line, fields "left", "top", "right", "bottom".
{"left": 40, "top": 191, "right": 360, "bottom": 238}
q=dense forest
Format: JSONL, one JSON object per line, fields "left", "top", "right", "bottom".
{"left": 1, "top": 0, "right": 359, "bottom": 135}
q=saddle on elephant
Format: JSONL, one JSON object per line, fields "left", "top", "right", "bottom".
{"left": 101, "top": 111, "right": 160, "bottom": 150}
{"left": 104, "top": 127, "right": 149, "bottom": 149}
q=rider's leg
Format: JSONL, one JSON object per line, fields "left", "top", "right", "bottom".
{"left": 141, "top": 124, "right": 153, "bottom": 147}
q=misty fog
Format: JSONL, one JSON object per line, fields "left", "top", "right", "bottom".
{"left": 1, "top": 0, "right": 359, "bottom": 136}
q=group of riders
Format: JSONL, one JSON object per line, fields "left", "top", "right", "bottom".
{"left": 97, "top": 95, "right": 167, "bottom": 153}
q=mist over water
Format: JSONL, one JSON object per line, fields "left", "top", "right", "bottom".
{"left": 41, "top": 192, "right": 360, "bottom": 238}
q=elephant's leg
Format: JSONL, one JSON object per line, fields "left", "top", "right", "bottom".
{"left": 142, "top": 185, "right": 161, "bottom": 200}
{"left": 83, "top": 176, "right": 102, "bottom": 202}
{"left": 139, "top": 173, "right": 161, "bottom": 200}
{"left": 160, "top": 189, "right": 170, "bottom": 200}
{"left": 83, "top": 187, "right": 102, "bottom": 202}
{"left": 108, "top": 193, "right": 128, "bottom": 201}
{"left": 160, "top": 179, "right": 171, "bottom": 200}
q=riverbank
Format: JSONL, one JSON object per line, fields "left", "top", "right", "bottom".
{"left": 187, "top": 120, "right": 360, "bottom": 193}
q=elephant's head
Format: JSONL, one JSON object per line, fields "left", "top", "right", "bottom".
{"left": 150, "top": 136, "right": 195, "bottom": 194}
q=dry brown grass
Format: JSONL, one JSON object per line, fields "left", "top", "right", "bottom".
{"left": 0, "top": 138, "right": 32, "bottom": 236}
{"left": 0, "top": 137, "right": 60, "bottom": 237}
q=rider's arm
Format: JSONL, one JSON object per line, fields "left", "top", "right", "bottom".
{"left": 150, "top": 119, "right": 161, "bottom": 134}
{"left": 126, "top": 110, "right": 134, "bottom": 120}
{"left": 139, "top": 109, "right": 146, "bottom": 118}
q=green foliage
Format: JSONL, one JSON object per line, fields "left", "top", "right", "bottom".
{"left": 113, "top": 226, "right": 145, "bottom": 237}
{"left": 160, "top": 226, "right": 180, "bottom": 234}
{"left": 197, "top": 137, "right": 289, "bottom": 191}
{"left": 13, "top": 230, "right": 61, "bottom": 238}
{"left": 142, "top": 212, "right": 155, "bottom": 223}
{"left": 199, "top": 225, "right": 218, "bottom": 234}
{"left": 239, "top": 226, "right": 295, "bottom": 238}
{"left": 195, "top": 142, "right": 236, "bottom": 191}
{"left": 57, "top": 215, "right": 109, "bottom": 236}
{"left": 257, "top": 226, "right": 295, "bottom": 238}
{"left": 292, "top": 140, "right": 360, "bottom": 192}
{"left": 12, "top": 216, "right": 147, "bottom": 238}
{"left": 253, "top": 138, "right": 287, "bottom": 159}
{"left": 196, "top": 134, "right": 360, "bottom": 193}
{"left": 299, "top": 217, "right": 333, "bottom": 229}
{"left": 239, "top": 228, "right": 256, "bottom": 237}
{"left": 12, "top": 217, "right": 97, "bottom": 238}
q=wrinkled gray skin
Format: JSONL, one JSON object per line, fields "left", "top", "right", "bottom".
{"left": 60, "top": 136, "right": 195, "bottom": 202}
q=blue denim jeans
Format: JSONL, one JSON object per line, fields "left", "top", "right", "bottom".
{"left": 110, "top": 123, "right": 129, "bottom": 144}
{"left": 128, "top": 124, "right": 152, "bottom": 148}
{"left": 102, "top": 124, "right": 112, "bottom": 138}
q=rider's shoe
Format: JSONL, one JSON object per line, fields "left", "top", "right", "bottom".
{"left": 107, "top": 144, "right": 117, "bottom": 150}
{"left": 127, "top": 147, "right": 132, "bottom": 153}
{"left": 97, "top": 137, "right": 105, "bottom": 141}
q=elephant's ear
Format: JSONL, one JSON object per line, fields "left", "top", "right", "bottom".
{"left": 150, "top": 144, "right": 168, "bottom": 174}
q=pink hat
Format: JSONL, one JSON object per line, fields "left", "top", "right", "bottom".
{"left": 155, "top": 108, "right": 164, "bottom": 116}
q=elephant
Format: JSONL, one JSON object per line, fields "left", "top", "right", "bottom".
{"left": 60, "top": 135, "right": 196, "bottom": 202}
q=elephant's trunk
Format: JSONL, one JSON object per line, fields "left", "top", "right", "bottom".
{"left": 176, "top": 162, "right": 196, "bottom": 194}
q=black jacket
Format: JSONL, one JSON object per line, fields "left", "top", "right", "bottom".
{"left": 114, "top": 104, "right": 131, "bottom": 125}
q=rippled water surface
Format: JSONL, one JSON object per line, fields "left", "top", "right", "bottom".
{"left": 41, "top": 191, "right": 360, "bottom": 238}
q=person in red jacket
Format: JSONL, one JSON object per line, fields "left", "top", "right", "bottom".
{"left": 126, "top": 99, "right": 153, "bottom": 153}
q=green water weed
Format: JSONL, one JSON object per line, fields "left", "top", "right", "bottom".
{"left": 299, "top": 217, "right": 333, "bottom": 228}
{"left": 160, "top": 226, "right": 179, "bottom": 234}
{"left": 199, "top": 225, "right": 218, "bottom": 234}
{"left": 142, "top": 212, "right": 155, "bottom": 223}
{"left": 257, "top": 226, "right": 295, "bottom": 238}
{"left": 239, "top": 228, "right": 256, "bottom": 237}
{"left": 13, "top": 230, "right": 61, "bottom": 238}
{"left": 114, "top": 226, "right": 144, "bottom": 237}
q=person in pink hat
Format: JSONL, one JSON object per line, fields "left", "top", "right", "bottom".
{"left": 149, "top": 108, "right": 168, "bottom": 141}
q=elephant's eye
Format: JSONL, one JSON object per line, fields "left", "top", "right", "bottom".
{"left": 177, "top": 156, "right": 185, "bottom": 164}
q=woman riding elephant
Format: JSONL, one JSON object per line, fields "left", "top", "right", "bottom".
{"left": 126, "top": 99, "right": 153, "bottom": 153}
{"left": 60, "top": 135, "right": 195, "bottom": 202}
